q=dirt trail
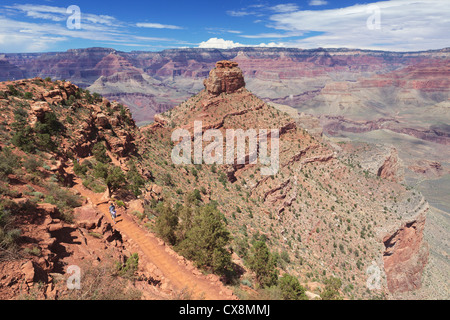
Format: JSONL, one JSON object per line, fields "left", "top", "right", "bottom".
{"left": 71, "top": 176, "right": 235, "bottom": 300}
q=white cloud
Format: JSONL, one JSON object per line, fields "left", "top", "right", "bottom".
{"left": 227, "top": 3, "right": 300, "bottom": 16}
{"left": 240, "top": 31, "right": 304, "bottom": 39}
{"left": 0, "top": 18, "right": 68, "bottom": 52}
{"left": 309, "top": 0, "right": 328, "bottom": 6}
{"left": 136, "top": 22, "right": 183, "bottom": 30}
{"left": 198, "top": 38, "right": 244, "bottom": 49}
{"left": 205, "top": 27, "right": 242, "bottom": 35}
{"left": 226, "top": 10, "right": 253, "bottom": 17}
{"left": 0, "top": 7, "right": 174, "bottom": 53}
{"left": 25, "top": 11, "right": 66, "bottom": 22}
{"left": 198, "top": 37, "right": 283, "bottom": 49}
{"left": 6, "top": 4, "right": 118, "bottom": 26}
{"left": 270, "top": 4, "right": 300, "bottom": 13}
{"left": 268, "top": 0, "right": 450, "bottom": 51}
{"left": 0, "top": 3, "right": 190, "bottom": 53}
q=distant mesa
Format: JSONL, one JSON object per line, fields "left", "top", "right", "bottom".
{"left": 203, "top": 60, "right": 245, "bottom": 95}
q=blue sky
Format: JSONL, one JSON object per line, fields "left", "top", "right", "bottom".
{"left": 0, "top": 0, "right": 449, "bottom": 53}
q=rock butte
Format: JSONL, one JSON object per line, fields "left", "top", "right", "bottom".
{"left": 203, "top": 60, "right": 245, "bottom": 95}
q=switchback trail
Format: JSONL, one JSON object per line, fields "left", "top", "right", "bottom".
{"left": 71, "top": 176, "right": 236, "bottom": 300}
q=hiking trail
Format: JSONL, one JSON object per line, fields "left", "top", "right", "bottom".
{"left": 70, "top": 174, "right": 236, "bottom": 300}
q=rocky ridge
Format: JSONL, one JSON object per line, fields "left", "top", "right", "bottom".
{"left": 0, "top": 77, "right": 233, "bottom": 300}
{"left": 144, "top": 61, "right": 430, "bottom": 298}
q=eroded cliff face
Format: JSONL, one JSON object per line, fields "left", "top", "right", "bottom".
{"left": 382, "top": 202, "right": 429, "bottom": 293}
{"left": 0, "top": 59, "right": 24, "bottom": 80}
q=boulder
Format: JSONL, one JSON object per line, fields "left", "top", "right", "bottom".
{"left": 12, "top": 198, "right": 29, "bottom": 206}
{"left": 73, "top": 205, "right": 103, "bottom": 230}
{"left": 37, "top": 203, "right": 60, "bottom": 218}
{"left": 128, "top": 199, "right": 145, "bottom": 215}
{"left": 96, "top": 112, "right": 110, "bottom": 128}
{"left": 47, "top": 222, "right": 64, "bottom": 232}
{"left": 21, "top": 261, "right": 36, "bottom": 284}
{"left": 21, "top": 261, "right": 48, "bottom": 285}
{"left": 49, "top": 160, "right": 63, "bottom": 171}
{"left": 305, "top": 291, "right": 321, "bottom": 300}
{"left": 152, "top": 185, "right": 163, "bottom": 195}
{"left": 29, "top": 101, "right": 52, "bottom": 125}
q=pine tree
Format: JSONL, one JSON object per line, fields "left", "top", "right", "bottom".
{"left": 177, "top": 204, "right": 232, "bottom": 275}
{"left": 105, "top": 166, "right": 126, "bottom": 192}
{"left": 155, "top": 203, "right": 178, "bottom": 245}
{"left": 247, "top": 240, "right": 278, "bottom": 288}
{"left": 126, "top": 160, "right": 145, "bottom": 196}
{"left": 92, "top": 142, "right": 111, "bottom": 163}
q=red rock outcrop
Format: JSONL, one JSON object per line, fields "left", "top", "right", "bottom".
{"left": 29, "top": 101, "right": 52, "bottom": 125}
{"left": 383, "top": 211, "right": 429, "bottom": 293}
{"left": 377, "top": 148, "right": 401, "bottom": 182}
{"left": 203, "top": 60, "right": 245, "bottom": 95}
{"left": 41, "top": 81, "right": 79, "bottom": 105}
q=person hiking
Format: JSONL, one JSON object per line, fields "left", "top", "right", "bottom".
{"left": 109, "top": 202, "right": 117, "bottom": 224}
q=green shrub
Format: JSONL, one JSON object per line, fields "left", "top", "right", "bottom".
{"left": 115, "top": 200, "right": 125, "bottom": 207}
{"left": 116, "top": 253, "right": 139, "bottom": 280}
{"left": 280, "top": 250, "right": 291, "bottom": 263}
{"left": 82, "top": 177, "right": 106, "bottom": 193}
{"left": 66, "top": 115, "right": 74, "bottom": 124}
{"left": 23, "top": 157, "right": 42, "bottom": 172}
{"left": 24, "top": 92, "right": 33, "bottom": 100}
{"left": 155, "top": 203, "right": 178, "bottom": 245}
{"left": 7, "top": 85, "right": 20, "bottom": 97}
{"left": 162, "top": 173, "right": 174, "bottom": 186}
{"left": 88, "top": 232, "right": 103, "bottom": 239}
{"left": 0, "top": 206, "right": 22, "bottom": 258}
{"left": 24, "top": 246, "right": 41, "bottom": 256}
{"left": 60, "top": 258, "right": 142, "bottom": 300}
{"left": 93, "top": 162, "right": 108, "bottom": 180}
{"left": 320, "top": 277, "right": 343, "bottom": 300}
{"left": 73, "top": 161, "right": 88, "bottom": 176}
{"left": 11, "top": 109, "right": 36, "bottom": 153}
{"left": 92, "top": 142, "right": 111, "bottom": 164}
{"left": 131, "top": 210, "right": 145, "bottom": 221}
{"left": 186, "top": 189, "right": 201, "bottom": 204}
{"left": 44, "top": 183, "right": 82, "bottom": 222}
{"left": 0, "top": 148, "right": 21, "bottom": 180}
{"left": 278, "top": 274, "right": 307, "bottom": 300}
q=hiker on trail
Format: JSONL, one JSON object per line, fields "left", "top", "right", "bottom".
{"left": 109, "top": 203, "right": 117, "bottom": 224}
